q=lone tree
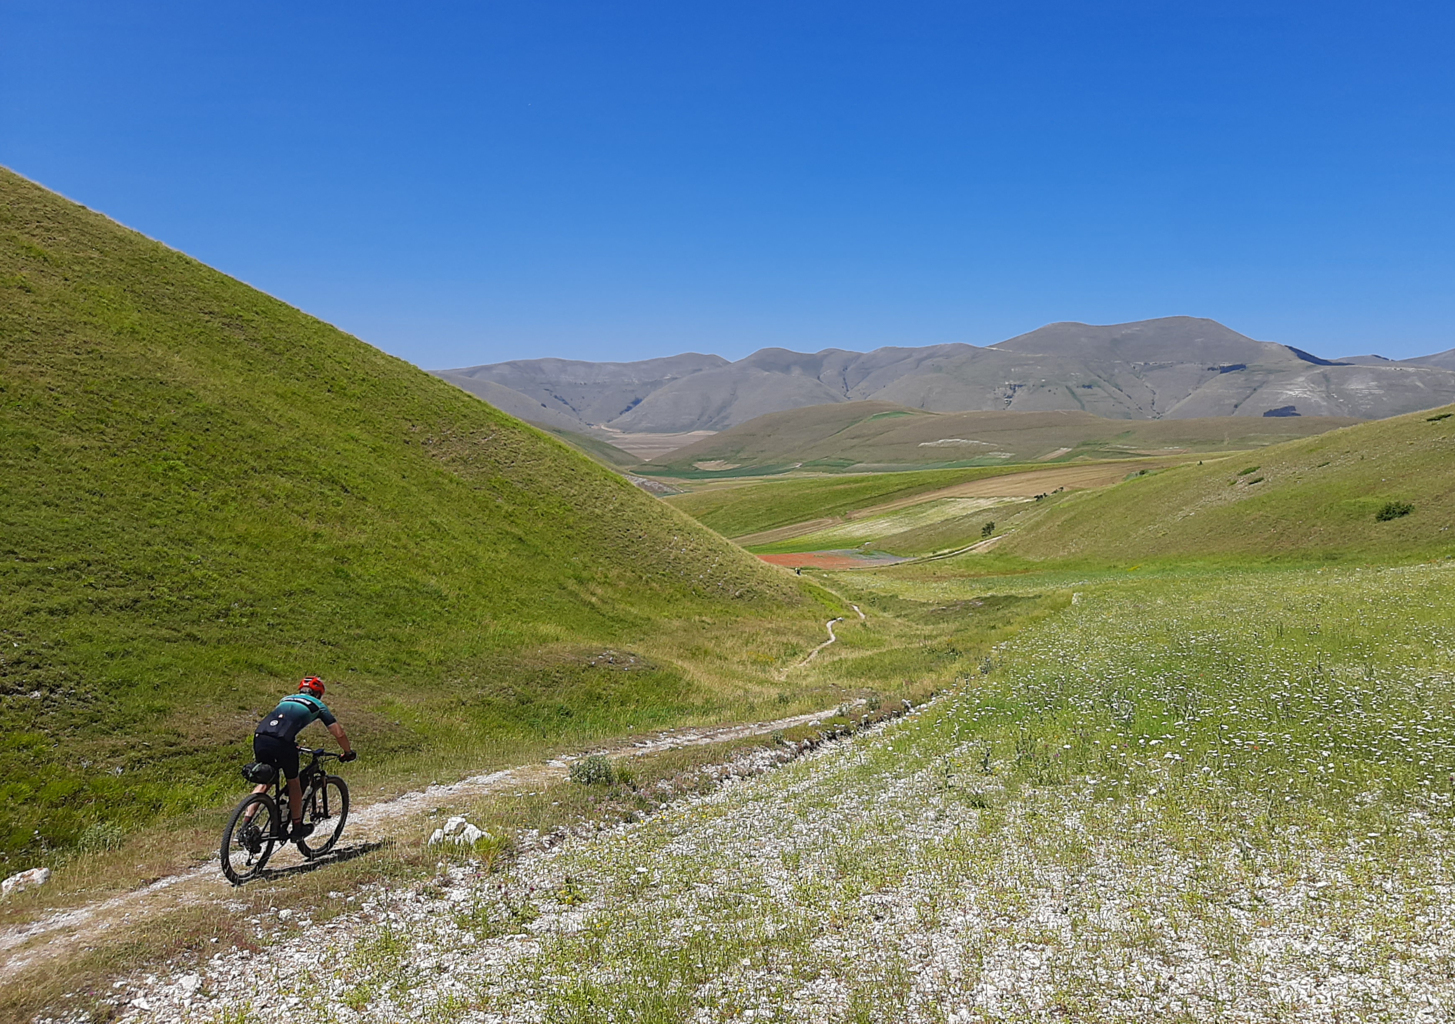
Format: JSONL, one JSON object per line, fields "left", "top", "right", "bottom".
{"left": 981, "top": 521, "right": 995, "bottom": 538}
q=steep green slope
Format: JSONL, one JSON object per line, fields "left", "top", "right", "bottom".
{"left": 0, "top": 168, "right": 813, "bottom": 868}
{"left": 998, "top": 403, "right": 1455, "bottom": 562}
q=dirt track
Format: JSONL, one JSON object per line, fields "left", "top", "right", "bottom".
{"left": 0, "top": 705, "right": 853, "bottom": 975}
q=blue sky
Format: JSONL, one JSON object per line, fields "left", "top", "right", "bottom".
{"left": 3, "top": 1, "right": 1452, "bottom": 367}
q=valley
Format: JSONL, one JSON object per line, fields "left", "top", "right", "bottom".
{"left": 4, "top": 166, "right": 1455, "bottom": 1024}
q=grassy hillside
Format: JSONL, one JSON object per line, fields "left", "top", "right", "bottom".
{"left": 641, "top": 401, "right": 1356, "bottom": 477}
{"left": 996, "top": 403, "right": 1455, "bottom": 562}
{"left": 0, "top": 168, "right": 823, "bottom": 870}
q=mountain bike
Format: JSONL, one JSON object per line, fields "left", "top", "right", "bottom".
{"left": 220, "top": 748, "right": 350, "bottom": 884}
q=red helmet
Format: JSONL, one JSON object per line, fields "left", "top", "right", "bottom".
{"left": 298, "top": 676, "right": 325, "bottom": 697}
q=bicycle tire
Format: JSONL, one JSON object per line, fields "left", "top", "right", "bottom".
{"left": 221, "top": 793, "right": 280, "bottom": 884}
{"left": 297, "top": 774, "right": 349, "bottom": 859}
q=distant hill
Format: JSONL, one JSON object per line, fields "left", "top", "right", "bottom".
{"left": 434, "top": 354, "right": 727, "bottom": 436}
{"left": 1404, "top": 347, "right": 1455, "bottom": 371}
{"left": 435, "top": 318, "right": 1455, "bottom": 434}
{"left": 0, "top": 167, "right": 811, "bottom": 870}
{"left": 640, "top": 402, "right": 1358, "bottom": 477}
{"left": 995, "top": 402, "right": 1455, "bottom": 562}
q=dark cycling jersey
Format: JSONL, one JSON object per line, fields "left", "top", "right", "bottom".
{"left": 254, "top": 693, "right": 336, "bottom": 742}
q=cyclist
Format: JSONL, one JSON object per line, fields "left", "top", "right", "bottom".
{"left": 251, "top": 676, "right": 356, "bottom": 840}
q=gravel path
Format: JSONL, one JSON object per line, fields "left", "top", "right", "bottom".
{"left": 0, "top": 706, "right": 842, "bottom": 976}
{"left": 95, "top": 683, "right": 1455, "bottom": 1024}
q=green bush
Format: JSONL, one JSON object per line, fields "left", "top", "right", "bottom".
{"left": 1376, "top": 501, "right": 1414, "bottom": 522}
{"left": 569, "top": 754, "right": 616, "bottom": 786}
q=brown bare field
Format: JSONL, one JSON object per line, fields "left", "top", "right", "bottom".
{"left": 598, "top": 429, "right": 717, "bottom": 460}
{"left": 757, "top": 551, "right": 909, "bottom": 569}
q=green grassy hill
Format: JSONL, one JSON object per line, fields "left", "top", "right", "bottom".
{"left": 0, "top": 168, "right": 820, "bottom": 870}
{"left": 640, "top": 401, "right": 1356, "bottom": 477}
{"left": 996, "top": 404, "right": 1455, "bottom": 562}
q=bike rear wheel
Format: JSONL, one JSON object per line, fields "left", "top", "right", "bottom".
{"left": 221, "top": 793, "right": 280, "bottom": 884}
{"left": 297, "top": 775, "right": 349, "bottom": 859}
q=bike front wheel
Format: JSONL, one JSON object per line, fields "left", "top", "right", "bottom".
{"left": 297, "top": 775, "right": 349, "bottom": 859}
{"left": 221, "top": 793, "right": 280, "bottom": 884}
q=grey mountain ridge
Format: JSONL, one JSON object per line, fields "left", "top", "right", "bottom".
{"left": 432, "top": 317, "right": 1455, "bottom": 434}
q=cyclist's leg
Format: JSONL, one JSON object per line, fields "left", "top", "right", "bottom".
{"left": 242, "top": 782, "right": 269, "bottom": 822}
{"left": 251, "top": 735, "right": 302, "bottom": 830}
{"left": 286, "top": 776, "right": 304, "bottom": 828}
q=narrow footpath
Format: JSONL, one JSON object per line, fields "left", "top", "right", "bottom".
{"left": 0, "top": 704, "right": 851, "bottom": 975}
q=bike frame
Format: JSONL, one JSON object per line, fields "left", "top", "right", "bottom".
{"left": 247, "top": 747, "right": 339, "bottom": 836}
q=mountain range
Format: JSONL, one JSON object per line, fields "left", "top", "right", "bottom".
{"left": 433, "top": 318, "right": 1455, "bottom": 435}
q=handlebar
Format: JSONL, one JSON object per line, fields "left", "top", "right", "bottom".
{"left": 295, "top": 747, "right": 341, "bottom": 760}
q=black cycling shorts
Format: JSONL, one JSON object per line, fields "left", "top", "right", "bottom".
{"left": 253, "top": 733, "right": 300, "bottom": 780}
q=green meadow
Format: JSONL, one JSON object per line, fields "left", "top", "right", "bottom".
{"left": 7, "top": 164, "right": 1455, "bottom": 1022}
{"left": 131, "top": 558, "right": 1455, "bottom": 1022}
{"left": 233, "top": 406, "right": 1455, "bottom": 1021}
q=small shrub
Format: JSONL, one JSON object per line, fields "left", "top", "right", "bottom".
{"left": 771, "top": 729, "right": 786, "bottom": 745}
{"left": 76, "top": 821, "right": 124, "bottom": 853}
{"left": 1427, "top": 412, "right": 1452, "bottom": 422}
{"left": 454, "top": 894, "right": 539, "bottom": 940}
{"left": 470, "top": 832, "right": 512, "bottom": 868}
{"left": 554, "top": 876, "right": 592, "bottom": 906}
{"left": 1237, "top": 465, "right": 1260, "bottom": 476}
{"left": 980, "top": 521, "right": 995, "bottom": 538}
{"left": 1376, "top": 501, "right": 1414, "bottom": 522}
{"left": 569, "top": 754, "right": 615, "bottom": 786}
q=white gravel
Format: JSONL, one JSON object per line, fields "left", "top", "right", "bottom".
{"left": 86, "top": 697, "right": 1455, "bottom": 1024}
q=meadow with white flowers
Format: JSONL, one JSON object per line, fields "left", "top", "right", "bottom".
{"left": 114, "top": 559, "right": 1455, "bottom": 1023}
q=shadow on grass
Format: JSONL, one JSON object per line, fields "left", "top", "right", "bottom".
{"left": 233, "top": 839, "right": 392, "bottom": 886}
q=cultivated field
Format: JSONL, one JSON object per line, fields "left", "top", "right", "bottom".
{"left": 641, "top": 402, "right": 1358, "bottom": 478}
{"left": 672, "top": 460, "right": 1187, "bottom": 562}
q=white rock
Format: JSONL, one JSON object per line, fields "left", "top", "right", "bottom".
{"left": 277, "top": 908, "right": 294, "bottom": 921}
{"left": 429, "top": 817, "right": 487, "bottom": 846}
{"left": 177, "top": 974, "right": 202, "bottom": 997}
{"left": 1, "top": 866, "right": 50, "bottom": 897}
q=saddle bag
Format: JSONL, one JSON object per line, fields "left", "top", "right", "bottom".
{"left": 241, "top": 761, "right": 278, "bottom": 785}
